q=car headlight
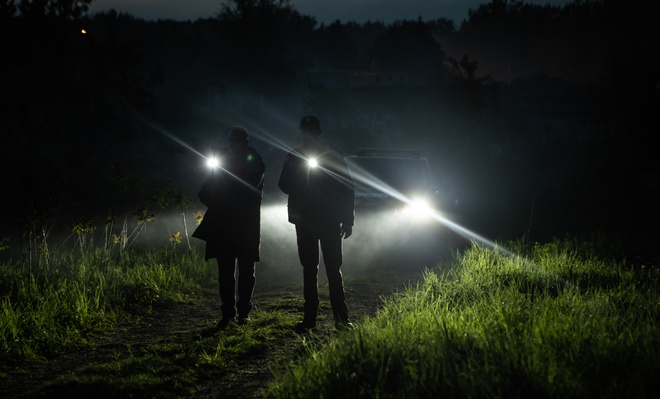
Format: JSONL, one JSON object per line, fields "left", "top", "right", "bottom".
{"left": 400, "top": 197, "right": 435, "bottom": 220}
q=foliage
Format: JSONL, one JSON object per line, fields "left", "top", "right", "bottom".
{"left": 216, "top": 0, "right": 317, "bottom": 88}
{"left": 2, "top": 0, "right": 656, "bottom": 253}
{"left": 369, "top": 19, "right": 447, "bottom": 85}
{"left": 0, "top": 247, "right": 212, "bottom": 363}
{"left": 1, "top": 230, "right": 658, "bottom": 397}
{"left": 27, "top": 310, "right": 299, "bottom": 398}
{"left": 16, "top": 0, "right": 93, "bottom": 20}
{"left": 266, "top": 240, "right": 660, "bottom": 398}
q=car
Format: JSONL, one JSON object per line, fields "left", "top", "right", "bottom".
{"left": 345, "top": 148, "right": 441, "bottom": 221}
{"left": 344, "top": 148, "right": 455, "bottom": 267}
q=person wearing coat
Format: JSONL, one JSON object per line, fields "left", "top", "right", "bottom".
{"left": 278, "top": 115, "right": 355, "bottom": 332}
{"left": 193, "top": 126, "right": 265, "bottom": 328}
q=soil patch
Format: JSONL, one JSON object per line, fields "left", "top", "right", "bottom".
{"left": 1, "top": 258, "right": 433, "bottom": 399}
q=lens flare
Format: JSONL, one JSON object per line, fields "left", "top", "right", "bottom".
{"left": 134, "top": 109, "right": 515, "bottom": 260}
{"left": 133, "top": 114, "right": 260, "bottom": 193}
{"left": 400, "top": 197, "right": 435, "bottom": 220}
{"left": 206, "top": 156, "right": 220, "bottom": 169}
{"left": 308, "top": 158, "right": 318, "bottom": 168}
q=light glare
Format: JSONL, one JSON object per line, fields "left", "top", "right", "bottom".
{"left": 401, "top": 197, "right": 435, "bottom": 220}
{"left": 308, "top": 158, "right": 318, "bottom": 168}
{"left": 206, "top": 156, "right": 220, "bottom": 169}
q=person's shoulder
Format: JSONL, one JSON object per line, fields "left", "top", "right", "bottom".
{"left": 246, "top": 146, "right": 263, "bottom": 157}
{"left": 282, "top": 149, "right": 300, "bottom": 164}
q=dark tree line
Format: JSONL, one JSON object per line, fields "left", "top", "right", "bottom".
{"left": 1, "top": 0, "right": 658, "bottom": 249}
{"left": 2, "top": 0, "right": 656, "bottom": 129}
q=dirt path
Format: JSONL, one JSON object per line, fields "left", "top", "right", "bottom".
{"left": 1, "top": 261, "right": 430, "bottom": 399}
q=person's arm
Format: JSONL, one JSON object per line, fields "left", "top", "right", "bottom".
{"left": 198, "top": 177, "right": 214, "bottom": 206}
{"left": 278, "top": 153, "right": 300, "bottom": 195}
{"left": 244, "top": 149, "right": 265, "bottom": 190}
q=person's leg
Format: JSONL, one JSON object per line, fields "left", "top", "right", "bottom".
{"left": 217, "top": 255, "right": 237, "bottom": 326}
{"left": 320, "top": 224, "right": 350, "bottom": 327}
{"left": 236, "top": 256, "right": 256, "bottom": 322}
{"left": 296, "top": 224, "right": 319, "bottom": 327}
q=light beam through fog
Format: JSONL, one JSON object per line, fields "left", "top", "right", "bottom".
{"left": 137, "top": 112, "right": 512, "bottom": 259}
{"left": 134, "top": 114, "right": 208, "bottom": 159}
{"left": 135, "top": 114, "right": 261, "bottom": 195}
{"left": 329, "top": 154, "right": 513, "bottom": 257}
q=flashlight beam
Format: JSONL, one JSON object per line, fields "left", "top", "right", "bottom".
{"left": 345, "top": 160, "right": 515, "bottom": 256}
{"left": 134, "top": 113, "right": 260, "bottom": 194}
{"left": 134, "top": 114, "right": 208, "bottom": 159}
{"left": 184, "top": 111, "right": 526, "bottom": 265}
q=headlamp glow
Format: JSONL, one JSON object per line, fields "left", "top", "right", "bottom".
{"left": 206, "top": 156, "right": 220, "bottom": 169}
{"left": 307, "top": 158, "right": 318, "bottom": 168}
{"left": 401, "top": 197, "right": 435, "bottom": 220}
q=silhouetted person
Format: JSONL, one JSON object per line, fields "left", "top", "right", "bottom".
{"left": 193, "top": 127, "right": 265, "bottom": 329}
{"left": 278, "top": 115, "right": 355, "bottom": 331}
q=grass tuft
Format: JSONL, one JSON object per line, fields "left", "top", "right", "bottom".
{"left": 265, "top": 240, "right": 660, "bottom": 399}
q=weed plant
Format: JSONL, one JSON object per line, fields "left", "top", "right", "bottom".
{"left": 266, "top": 239, "right": 660, "bottom": 399}
{"left": 0, "top": 246, "right": 213, "bottom": 364}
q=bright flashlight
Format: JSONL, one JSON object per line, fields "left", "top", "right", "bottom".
{"left": 206, "top": 156, "right": 220, "bottom": 169}
{"left": 308, "top": 158, "right": 318, "bottom": 168}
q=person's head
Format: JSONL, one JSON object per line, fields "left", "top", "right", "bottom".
{"left": 228, "top": 126, "right": 249, "bottom": 150}
{"left": 299, "top": 115, "right": 321, "bottom": 144}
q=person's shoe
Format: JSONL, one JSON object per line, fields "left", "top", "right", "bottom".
{"left": 295, "top": 320, "right": 316, "bottom": 333}
{"left": 237, "top": 315, "right": 251, "bottom": 325}
{"left": 335, "top": 321, "right": 355, "bottom": 331}
{"left": 217, "top": 317, "right": 235, "bottom": 330}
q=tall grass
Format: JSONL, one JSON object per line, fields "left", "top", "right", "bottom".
{"left": 0, "top": 247, "right": 214, "bottom": 363}
{"left": 266, "top": 239, "right": 660, "bottom": 399}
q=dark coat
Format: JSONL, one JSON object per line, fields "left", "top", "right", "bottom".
{"left": 192, "top": 146, "right": 265, "bottom": 261}
{"left": 278, "top": 142, "right": 354, "bottom": 227}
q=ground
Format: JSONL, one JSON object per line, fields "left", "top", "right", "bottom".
{"left": 1, "top": 208, "right": 458, "bottom": 398}
{"left": 0, "top": 255, "right": 437, "bottom": 399}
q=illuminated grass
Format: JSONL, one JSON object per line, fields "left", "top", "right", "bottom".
{"left": 265, "top": 241, "right": 660, "bottom": 399}
{"left": 2, "top": 237, "right": 658, "bottom": 398}
{"left": 33, "top": 310, "right": 298, "bottom": 398}
{"left": 0, "top": 248, "right": 213, "bottom": 362}
{"left": 0, "top": 244, "right": 301, "bottom": 397}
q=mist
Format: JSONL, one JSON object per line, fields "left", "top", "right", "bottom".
{"left": 1, "top": 0, "right": 658, "bottom": 263}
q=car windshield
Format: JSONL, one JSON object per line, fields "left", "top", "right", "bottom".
{"left": 346, "top": 157, "right": 432, "bottom": 195}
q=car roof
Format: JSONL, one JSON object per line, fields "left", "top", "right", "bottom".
{"left": 347, "top": 148, "right": 426, "bottom": 158}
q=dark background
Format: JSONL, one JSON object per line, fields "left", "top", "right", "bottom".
{"left": 1, "top": 0, "right": 658, "bottom": 259}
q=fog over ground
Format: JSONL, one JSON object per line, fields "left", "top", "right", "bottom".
{"left": 1, "top": 1, "right": 658, "bottom": 262}
{"left": 146, "top": 200, "right": 455, "bottom": 289}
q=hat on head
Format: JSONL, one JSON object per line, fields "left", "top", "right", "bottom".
{"left": 299, "top": 115, "right": 321, "bottom": 133}
{"left": 228, "top": 126, "right": 249, "bottom": 143}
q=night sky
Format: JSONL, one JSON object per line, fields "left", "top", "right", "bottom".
{"left": 88, "top": 0, "right": 574, "bottom": 24}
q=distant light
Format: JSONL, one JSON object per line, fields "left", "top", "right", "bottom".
{"left": 206, "top": 156, "right": 220, "bottom": 169}
{"left": 81, "top": 29, "right": 87, "bottom": 34}
{"left": 400, "top": 197, "right": 435, "bottom": 220}
{"left": 308, "top": 158, "right": 318, "bottom": 168}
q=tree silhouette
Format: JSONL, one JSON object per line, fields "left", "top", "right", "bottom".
{"left": 17, "top": 0, "right": 92, "bottom": 20}
{"left": 313, "top": 20, "right": 358, "bottom": 69}
{"left": 369, "top": 19, "right": 446, "bottom": 85}
{"left": 216, "top": 0, "right": 316, "bottom": 89}
{"left": 0, "top": 0, "right": 657, "bottom": 248}
{"left": 446, "top": 54, "right": 496, "bottom": 115}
